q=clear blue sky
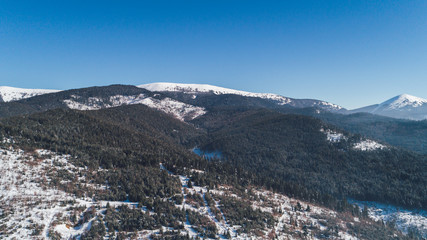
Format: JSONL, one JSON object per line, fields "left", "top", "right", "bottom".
{"left": 0, "top": 1, "right": 426, "bottom": 109}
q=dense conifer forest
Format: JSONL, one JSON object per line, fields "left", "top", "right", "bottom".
{"left": 1, "top": 105, "right": 425, "bottom": 211}
{"left": 191, "top": 108, "right": 427, "bottom": 210}
{"left": 0, "top": 87, "right": 426, "bottom": 238}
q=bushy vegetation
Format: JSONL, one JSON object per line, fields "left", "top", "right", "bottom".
{"left": 215, "top": 194, "right": 275, "bottom": 234}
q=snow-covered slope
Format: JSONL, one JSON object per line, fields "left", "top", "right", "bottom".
{"left": 384, "top": 94, "right": 427, "bottom": 109}
{"left": 0, "top": 86, "right": 60, "bottom": 102}
{"left": 63, "top": 94, "right": 206, "bottom": 121}
{"left": 349, "top": 199, "right": 427, "bottom": 238}
{"left": 138, "top": 82, "right": 344, "bottom": 111}
{"left": 350, "top": 94, "right": 427, "bottom": 120}
{"left": 0, "top": 141, "right": 412, "bottom": 239}
{"left": 139, "top": 82, "right": 293, "bottom": 104}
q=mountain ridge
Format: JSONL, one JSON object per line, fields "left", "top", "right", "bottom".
{"left": 351, "top": 93, "right": 427, "bottom": 120}
{"left": 139, "top": 82, "right": 344, "bottom": 112}
{"left": 2, "top": 83, "right": 427, "bottom": 120}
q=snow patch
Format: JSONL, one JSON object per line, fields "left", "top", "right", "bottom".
{"left": 138, "top": 97, "right": 206, "bottom": 121}
{"left": 321, "top": 128, "right": 346, "bottom": 143}
{"left": 63, "top": 97, "right": 105, "bottom": 110}
{"left": 353, "top": 140, "right": 386, "bottom": 151}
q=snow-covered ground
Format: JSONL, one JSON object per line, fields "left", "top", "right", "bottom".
{"left": 0, "top": 147, "right": 75, "bottom": 239}
{"left": 0, "top": 141, "right": 418, "bottom": 239}
{"left": 0, "top": 86, "right": 60, "bottom": 102}
{"left": 63, "top": 94, "right": 206, "bottom": 121}
{"left": 0, "top": 143, "right": 152, "bottom": 239}
{"left": 349, "top": 199, "right": 427, "bottom": 238}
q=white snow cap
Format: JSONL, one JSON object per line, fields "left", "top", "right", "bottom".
{"left": 0, "top": 86, "right": 60, "bottom": 102}
{"left": 381, "top": 94, "right": 427, "bottom": 109}
{"left": 139, "top": 82, "right": 282, "bottom": 96}
{"left": 139, "top": 82, "right": 294, "bottom": 105}
{"left": 138, "top": 82, "right": 344, "bottom": 110}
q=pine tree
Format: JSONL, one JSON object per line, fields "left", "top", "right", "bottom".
{"left": 362, "top": 205, "right": 369, "bottom": 219}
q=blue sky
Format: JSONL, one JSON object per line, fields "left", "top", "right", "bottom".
{"left": 0, "top": 1, "right": 426, "bottom": 109}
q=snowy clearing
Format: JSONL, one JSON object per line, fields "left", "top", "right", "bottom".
{"left": 353, "top": 140, "right": 386, "bottom": 151}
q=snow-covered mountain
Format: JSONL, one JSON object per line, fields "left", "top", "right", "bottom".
{"left": 138, "top": 82, "right": 344, "bottom": 112}
{"left": 350, "top": 94, "right": 427, "bottom": 120}
{"left": 0, "top": 85, "right": 205, "bottom": 122}
{"left": 0, "top": 86, "right": 60, "bottom": 102}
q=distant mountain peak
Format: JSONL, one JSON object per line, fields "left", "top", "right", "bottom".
{"left": 381, "top": 94, "right": 427, "bottom": 109}
{"left": 351, "top": 93, "right": 427, "bottom": 120}
{"left": 0, "top": 86, "right": 60, "bottom": 102}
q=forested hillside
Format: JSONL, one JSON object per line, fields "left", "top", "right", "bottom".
{"left": 311, "top": 111, "right": 427, "bottom": 154}
{"left": 191, "top": 108, "right": 427, "bottom": 210}
{"left": 0, "top": 85, "right": 152, "bottom": 118}
{"left": 0, "top": 87, "right": 426, "bottom": 239}
{"left": 2, "top": 104, "right": 425, "bottom": 210}
{"left": 158, "top": 90, "right": 427, "bottom": 155}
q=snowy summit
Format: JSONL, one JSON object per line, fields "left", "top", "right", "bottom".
{"left": 138, "top": 82, "right": 343, "bottom": 111}
{"left": 381, "top": 94, "right": 427, "bottom": 110}
{"left": 0, "top": 86, "right": 60, "bottom": 102}
{"left": 350, "top": 93, "right": 427, "bottom": 120}
{"left": 139, "top": 82, "right": 294, "bottom": 105}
